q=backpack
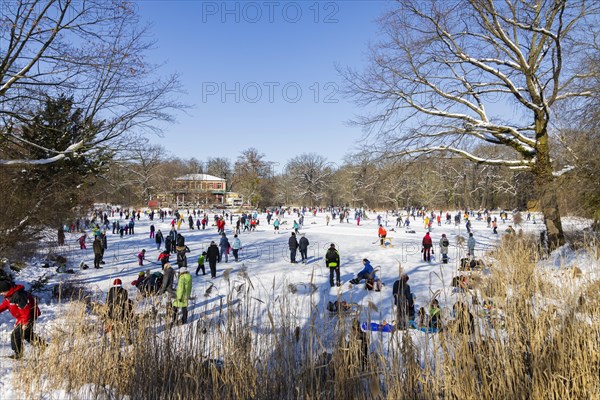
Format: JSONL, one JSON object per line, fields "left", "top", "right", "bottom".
{"left": 366, "top": 279, "right": 382, "bottom": 292}
{"left": 442, "top": 238, "right": 449, "bottom": 247}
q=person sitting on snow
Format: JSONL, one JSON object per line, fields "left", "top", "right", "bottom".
{"left": 349, "top": 259, "right": 375, "bottom": 284}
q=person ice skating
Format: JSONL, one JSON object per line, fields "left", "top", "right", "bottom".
{"left": 439, "top": 234, "right": 450, "bottom": 264}
{"left": 325, "top": 244, "right": 341, "bottom": 287}
{"left": 0, "top": 280, "right": 46, "bottom": 359}
{"left": 505, "top": 225, "right": 516, "bottom": 234}
{"left": 467, "top": 233, "right": 476, "bottom": 257}
{"left": 93, "top": 236, "right": 103, "bottom": 269}
{"left": 231, "top": 235, "right": 242, "bottom": 262}
{"left": 325, "top": 214, "right": 330, "bottom": 226}
{"left": 219, "top": 233, "right": 230, "bottom": 263}
{"left": 349, "top": 258, "right": 374, "bottom": 284}
{"left": 392, "top": 274, "right": 415, "bottom": 327}
{"left": 155, "top": 229, "right": 163, "bottom": 250}
{"left": 137, "top": 249, "right": 146, "bottom": 266}
{"left": 176, "top": 244, "right": 191, "bottom": 269}
{"left": 196, "top": 252, "right": 207, "bottom": 276}
{"left": 169, "top": 228, "right": 177, "bottom": 254}
{"left": 292, "top": 220, "right": 299, "bottom": 234}
{"left": 299, "top": 234, "right": 310, "bottom": 263}
{"left": 422, "top": 232, "right": 433, "bottom": 262}
{"left": 492, "top": 220, "right": 498, "bottom": 234}
{"left": 157, "top": 249, "right": 170, "bottom": 270}
{"left": 378, "top": 225, "right": 387, "bottom": 246}
{"left": 273, "top": 218, "right": 280, "bottom": 234}
{"left": 170, "top": 267, "right": 192, "bottom": 327}
{"left": 289, "top": 232, "right": 299, "bottom": 263}
{"left": 206, "top": 241, "right": 219, "bottom": 279}
{"left": 78, "top": 233, "right": 87, "bottom": 249}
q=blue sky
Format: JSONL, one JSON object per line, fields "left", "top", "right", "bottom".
{"left": 137, "top": 1, "right": 390, "bottom": 169}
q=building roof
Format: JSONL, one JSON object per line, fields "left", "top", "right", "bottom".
{"left": 175, "top": 174, "right": 226, "bottom": 182}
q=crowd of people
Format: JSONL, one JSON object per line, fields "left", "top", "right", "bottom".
{"left": 0, "top": 205, "right": 517, "bottom": 359}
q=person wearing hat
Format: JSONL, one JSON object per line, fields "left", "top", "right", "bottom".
{"left": 325, "top": 244, "right": 341, "bottom": 287}
{"left": 422, "top": 232, "right": 433, "bottom": 262}
{"left": 298, "top": 234, "right": 310, "bottom": 264}
{"left": 0, "top": 280, "right": 46, "bottom": 359}
{"left": 439, "top": 234, "right": 450, "bottom": 264}
{"left": 349, "top": 258, "right": 374, "bottom": 285}
{"left": 105, "top": 278, "right": 132, "bottom": 340}
{"left": 170, "top": 268, "right": 192, "bottom": 328}
{"left": 206, "top": 241, "right": 220, "bottom": 279}
{"left": 288, "top": 232, "right": 299, "bottom": 264}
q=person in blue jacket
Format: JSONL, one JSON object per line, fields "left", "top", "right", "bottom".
{"left": 349, "top": 259, "right": 374, "bottom": 284}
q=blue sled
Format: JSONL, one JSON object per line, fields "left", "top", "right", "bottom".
{"left": 361, "top": 321, "right": 439, "bottom": 333}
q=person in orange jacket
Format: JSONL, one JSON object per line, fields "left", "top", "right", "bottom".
{"left": 378, "top": 225, "right": 387, "bottom": 246}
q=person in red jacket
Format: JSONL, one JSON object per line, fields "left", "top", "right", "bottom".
{"left": 422, "top": 232, "right": 433, "bottom": 262}
{"left": 0, "top": 281, "right": 46, "bottom": 359}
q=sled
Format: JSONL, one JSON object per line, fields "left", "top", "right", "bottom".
{"left": 361, "top": 321, "right": 395, "bottom": 333}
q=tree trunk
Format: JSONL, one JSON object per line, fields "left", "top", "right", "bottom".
{"left": 533, "top": 113, "right": 566, "bottom": 249}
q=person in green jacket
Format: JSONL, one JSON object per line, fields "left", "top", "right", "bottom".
{"left": 171, "top": 267, "right": 192, "bottom": 327}
{"left": 196, "top": 252, "right": 206, "bottom": 276}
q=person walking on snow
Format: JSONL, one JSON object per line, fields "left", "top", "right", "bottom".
{"left": 422, "top": 232, "right": 433, "bottom": 262}
{"left": 0, "top": 281, "right": 46, "bottom": 359}
{"left": 325, "top": 244, "right": 341, "bottom": 287}
{"left": 170, "top": 267, "right": 192, "bottom": 327}
{"left": 439, "top": 234, "right": 450, "bottom": 264}
{"left": 93, "top": 236, "right": 103, "bottom": 269}
{"left": 219, "top": 233, "right": 230, "bottom": 263}
{"left": 155, "top": 229, "right": 163, "bottom": 250}
{"left": 299, "top": 234, "right": 310, "bottom": 263}
{"left": 467, "top": 233, "right": 476, "bottom": 257}
{"left": 289, "top": 232, "right": 299, "bottom": 263}
{"left": 196, "top": 252, "right": 207, "bottom": 276}
{"left": 231, "top": 235, "right": 242, "bottom": 262}
{"left": 206, "top": 241, "right": 220, "bottom": 279}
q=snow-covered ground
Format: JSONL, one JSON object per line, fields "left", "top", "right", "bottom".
{"left": 0, "top": 209, "right": 595, "bottom": 398}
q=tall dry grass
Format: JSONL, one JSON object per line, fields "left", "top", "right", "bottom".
{"left": 13, "top": 234, "right": 600, "bottom": 399}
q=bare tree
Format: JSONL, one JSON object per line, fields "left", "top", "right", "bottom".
{"left": 0, "top": 0, "right": 183, "bottom": 166}
{"left": 113, "top": 137, "right": 167, "bottom": 204}
{"left": 206, "top": 157, "right": 233, "bottom": 190}
{"left": 343, "top": 0, "right": 599, "bottom": 247}
{"left": 285, "top": 153, "right": 333, "bottom": 207}
{"left": 336, "top": 155, "right": 381, "bottom": 208}
{"left": 232, "top": 148, "right": 271, "bottom": 206}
